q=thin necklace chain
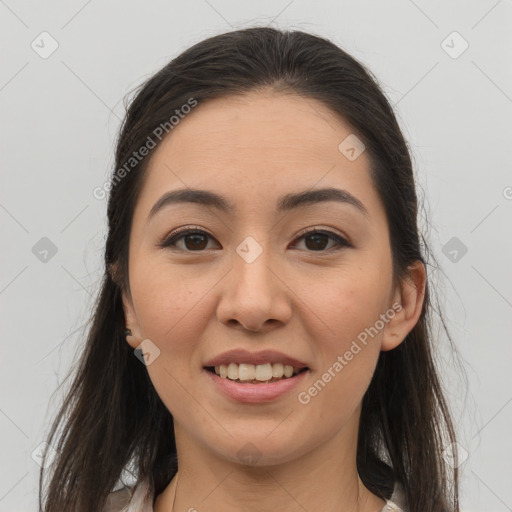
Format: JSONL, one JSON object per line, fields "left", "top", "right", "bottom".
{"left": 167, "top": 474, "right": 386, "bottom": 512}
{"left": 170, "top": 473, "right": 178, "bottom": 511}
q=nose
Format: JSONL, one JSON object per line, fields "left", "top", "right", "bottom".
{"left": 215, "top": 244, "right": 292, "bottom": 333}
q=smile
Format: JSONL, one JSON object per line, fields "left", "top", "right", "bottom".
{"left": 207, "top": 362, "right": 307, "bottom": 383}
{"left": 203, "top": 365, "right": 310, "bottom": 403}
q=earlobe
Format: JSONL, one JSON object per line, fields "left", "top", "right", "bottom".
{"left": 124, "top": 328, "right": 138, "bottom": 349}
{"left": 108, "top": 262, "right": 121, "bottom": 285}
{"left": 381, "top": 260, "right": 426, "bottom": 352}
{"left": 121, "top": 292, "right": 141, "bottom": 349}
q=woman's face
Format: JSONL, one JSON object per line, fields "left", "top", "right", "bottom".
{"left": 122, "top": 90, "right": 417, "bottom": 466}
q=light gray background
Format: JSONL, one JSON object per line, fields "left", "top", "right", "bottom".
{"left": 1, "top": 1, "right": 511, "bottom": 511}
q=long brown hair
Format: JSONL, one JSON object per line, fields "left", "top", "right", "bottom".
{"left": 39, "top": 26, "right": 465, "bottom": 512}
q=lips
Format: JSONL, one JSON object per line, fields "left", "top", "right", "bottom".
{"left": 203, "top": 349, "right": 310, "bottom": 370}
{"left": 203, "top": 365, "right": 310, "bottom": 403}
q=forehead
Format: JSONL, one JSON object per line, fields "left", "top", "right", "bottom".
{"left": 134, "top": 90, "right": 381, "bottom": 219}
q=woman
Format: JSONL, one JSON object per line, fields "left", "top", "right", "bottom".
{"left": 39, "top": 27, "right": 462, "bottom": 512}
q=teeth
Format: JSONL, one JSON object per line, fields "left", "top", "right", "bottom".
{"left": 283, "top": 365, "right": 293, "bottom": 378}
{"left": 227, "top": 363, "right": 238, "bottom": 380}
{"left": 255, "top": 363, "right": 272, "bottom": 381}
{"left": 272, "top": 363, "right": 284, "bottom": 378}
{"left": 213, "top": 363, "right": 304, "bottom": 382}
{"left": 239, "top": 363, "right": 256, "bottom": 380}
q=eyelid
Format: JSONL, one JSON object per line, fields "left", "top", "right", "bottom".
{"left": 164, "top": 225, "right": 211, "bottom": 239}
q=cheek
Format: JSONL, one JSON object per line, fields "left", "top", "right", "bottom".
{"left": 130, "top": 261, "right": 215, "bottom": 343}
{"left": 301, "top": 263, "right": 392, "bottom": 345}
{"left": 130, "top": 266, "right": 217, "bottom": 413}
{"left": 293, "top": 259, "right": 391, "bottom": 409}
{"left": 297, "top": 276, "right": 385, "bottom": 420}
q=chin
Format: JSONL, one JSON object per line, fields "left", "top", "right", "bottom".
{"left": 209, "top": 434, "right": 309, "bottom": 468}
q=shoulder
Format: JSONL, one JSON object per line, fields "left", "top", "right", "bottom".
{"left": 381, "top": 481, "right": 408, "bottom": 512}
{"left": 103, "top": 479, "right": 154, "bottom": 512}
{"left": 102, "top": 486, "right": 133, "bottom": 512}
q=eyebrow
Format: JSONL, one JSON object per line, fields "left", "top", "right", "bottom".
{"left": 147, "top": 187, "right": 369, "bottom": 220}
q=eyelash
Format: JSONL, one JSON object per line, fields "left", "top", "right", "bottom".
{"left": 158, "top": 225, "right": 351, "bottom": 253}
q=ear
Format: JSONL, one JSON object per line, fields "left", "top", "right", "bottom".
{"left": 110, "top": 262, "right": 142, "bottom": 349}
{"left": 381, "top": 260, "right": 426, "bottom": 352}
{"left": 121, "top": 287, "right": 142, "bottom": 350}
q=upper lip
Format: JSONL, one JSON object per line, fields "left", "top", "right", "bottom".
{"left": 203, "top": 349, "right": 309, "bottom": 369}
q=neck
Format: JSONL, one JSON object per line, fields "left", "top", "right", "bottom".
{"left": 154, "top": 415, "right": 386, "bottom": 512}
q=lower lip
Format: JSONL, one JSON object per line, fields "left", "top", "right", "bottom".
{"left": 203, "top": 368, "right": 309, "bottom": 403}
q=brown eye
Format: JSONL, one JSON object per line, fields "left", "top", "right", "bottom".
{"left": 292, "top": 229, "right": 351, "bottom": 252}
{"left": 181, "top": 232, "right": 209, "bottom": 251}
{"left": 304, "top": 232, "right": 330, "bottom": 251}
{"left": 160, "top": 229, "right": 217, "bottom": 251}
